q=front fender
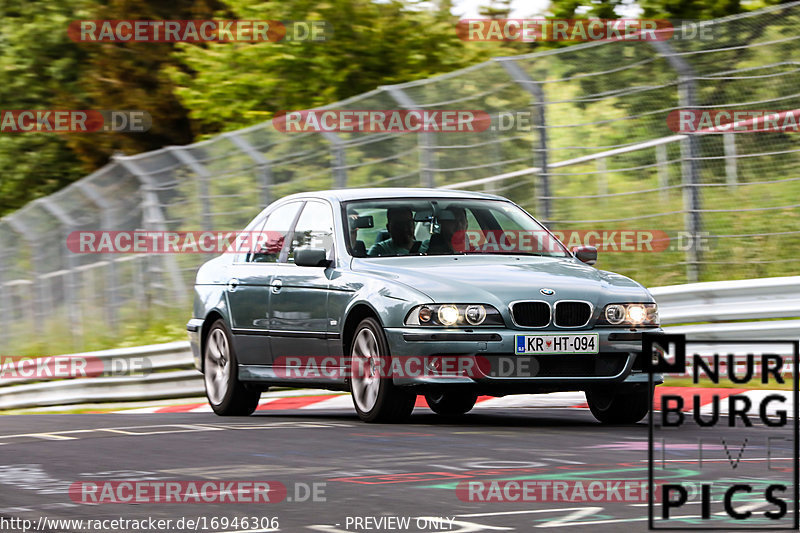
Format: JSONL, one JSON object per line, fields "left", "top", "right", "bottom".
{"left": 338, "top": 272, "right": 432, "bottom": 329}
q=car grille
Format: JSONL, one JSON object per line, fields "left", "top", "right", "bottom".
{"left": 554, "top": 301, "right": 592, "bottom": 327}
{"left": 510, "top": 301, "right": 550, "bottom": 327}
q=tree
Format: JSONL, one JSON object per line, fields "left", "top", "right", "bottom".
{"left": 62, "top": 0, "right": 225, "bottom": 169}
{"left": 0, "top": 0, "right": 224, "bottom": 216}
{"left": 167, "top": 0, "right": 521, "bottom": 134}
{"left": 0, "top": 0, "right": 89, "bottom": 213}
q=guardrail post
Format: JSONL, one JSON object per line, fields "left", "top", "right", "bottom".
{"left": 650, "top": 40, "right": 702, "bottom": 283}
{"left": 169, "top": 147, "right": 213, "bottom": 232}
{"left": 36, "top": 198, "right": 83, "bottom": 350}
{"left": 114, "top": 155, "right": 188, "bottom": 308}
{"left": 723, "top": 132, "right": 738, "bottom": 190}
{"left": 76, "top": 175, "right": 120, "bottom": 333}
{"left": 4, "top": 215, "right": 49, "bottom": 344}
{"left": 225, "top": 132, "right": 274, "bottom": 207}
{"left": 383, "top": 86, "right": 436, "bottom": 187}
{"left": 496, "top": 58, "right": 551, "bottom": 224}
{"left": 320, "top": 131, "right": 348, "bottom": 188}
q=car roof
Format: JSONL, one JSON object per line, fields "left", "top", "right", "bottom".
{"left": 279, "top": 188, "right": 506, "bottom": 203}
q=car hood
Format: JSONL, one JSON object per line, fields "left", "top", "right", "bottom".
{"left": 351, "top": 255, "right": 652, "bottom": 308}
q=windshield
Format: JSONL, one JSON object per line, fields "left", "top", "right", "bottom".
{"left": 342, "top": 198, "right": 569, "bottom": 258}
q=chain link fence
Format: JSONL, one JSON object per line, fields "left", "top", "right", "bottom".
{"left": 2, "top": 2, "right": 799, "bottom": 353}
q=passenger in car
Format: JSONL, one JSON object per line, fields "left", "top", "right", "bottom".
{"left": 420, "top": 207, "right": 468, "bottom": 255}
{"left": 367, "top": 207, "right": 417, "bottom": 256}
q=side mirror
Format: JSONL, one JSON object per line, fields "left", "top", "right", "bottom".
{"left": 572, "top": 245, "right": 597, "bottom": 265}
{"left": 294, "top": 247, "right": 331, "bottom": 267}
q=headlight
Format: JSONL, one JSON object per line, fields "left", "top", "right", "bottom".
{"left": 598, "top": 303, "right": 659, "bottom": 327}
{"left": 626, "top": 304, "right": 647, "bottom": 324}
{"left": 405, "top": 304, "right": 504, "bottom": 327}
{"left": 465, "top": 305, "right": 487, "bottom": 325}
{"left": 605, "top": 304, "right": 626, "bottom": 325}
{"left": 438, "top": 305, "right": 459, "bottom": 326}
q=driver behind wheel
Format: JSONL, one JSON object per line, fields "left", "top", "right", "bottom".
{"left": 367, "top": 206, "right": 418, "bottom": 256}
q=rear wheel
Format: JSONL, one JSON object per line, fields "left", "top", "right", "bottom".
{"left": 349, "top": 317, "right": 415, "bottom": 423}
{"left": 425, "top": 391, "right": 478, "bottom": 416}
{"left": 586, "top": 386, "right": 651, "bottom": 424}
{"left": 204, "top": 319, "right": 261, "bottom": 416}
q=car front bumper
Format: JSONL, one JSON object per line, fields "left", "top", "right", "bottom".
{"left": 383, "top": 326, "right": 663, "bottom": 389}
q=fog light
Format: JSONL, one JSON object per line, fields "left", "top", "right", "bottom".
{"left": 438, "top": 305, "right": 459, "bottom": 326}
{"left": 605, "top": 304, "right": 626, "bottom": 325}
{"left": 465, "top": 305, "right": 486, "bottom": 325}
{"left": 627, "top": 304, "right": 647, "bottom": 324}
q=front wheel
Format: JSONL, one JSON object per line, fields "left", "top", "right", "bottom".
{"left": 204, "top": 319, "right": 261, "bottom": 416}
{"left": 349, "top": 317, "right": 415, "bottom": 423}
{"left": 586, "top": 386, "right": 652, "bottom": 424}
{"left": 425, "top": 391, "right": 478, "bottom": 416}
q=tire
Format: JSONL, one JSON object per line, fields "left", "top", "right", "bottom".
{"left": 425, "top": 391, "right": 478, "bottom": 416}
{"left": 204, "top": 319, "right": 261, "bottom": 416}
{"left": 349, "top": 317, "right": 416, "bottom": 423}
{"left": 586, "top": 386, "right": 652, "bottom": 424}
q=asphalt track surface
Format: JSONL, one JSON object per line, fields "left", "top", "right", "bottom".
{"left": 0, "top": 404, "right": 796, "bottom": 533}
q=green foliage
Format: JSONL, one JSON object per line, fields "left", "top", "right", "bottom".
{"left": 0, "top": 0, "right": 89, "bottom": 213}
{"left": 0, "top": 0, "right": 223, "bottom": 216}
{"left": 167, "top": 0, "right": 521, "bottom": 134}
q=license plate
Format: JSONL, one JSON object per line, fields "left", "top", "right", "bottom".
{"left": 515, "top": 334, "right": 599, "bottom": 355}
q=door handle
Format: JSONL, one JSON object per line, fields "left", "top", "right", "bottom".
{"left": 227, "top": 278, "right": 239, "bottom": 292}
{"left": 271, "top": 278, "right": 282, "bottom": 293}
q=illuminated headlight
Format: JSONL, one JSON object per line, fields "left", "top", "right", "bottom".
{"left": 405, "top": 304, "right": 504, "bottom": 327}
{"left": 599, "top": 303, "right": 659, "bottom": 327}
{"left": 438, "top": 305, "right": 459, "bottom": 326}
{"left": 626, "top": 304, "right": 647, "bottom": 324}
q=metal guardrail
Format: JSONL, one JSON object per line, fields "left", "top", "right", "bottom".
{"left": 0, "top": 277, "right": 797, "bottom": 410}
{"left": 0, "top": 342, "right": 199, "bottom": 410}
{"left": 652, "top": 275, "right": 800, "bottom": 326}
